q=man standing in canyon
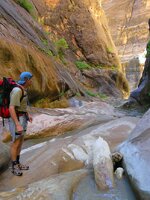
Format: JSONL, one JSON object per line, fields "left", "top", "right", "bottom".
{"left": 9, "top": 72, "right": 33, "bottom": 176}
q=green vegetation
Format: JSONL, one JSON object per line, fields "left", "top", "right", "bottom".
{"left": 94, "top": 64, "right": 117, "bottom": 71}
{"left": 38, "top": 17, "right": 45, "bottom": 25}
{"left": 55, "top": 38, "right": 69, "bottom": 50}
{"left": 85, "top": 90, "right": 108, "bottom": 100}
{"left": 75, "top": 61, "right": 91, "bottom": 70}
{"left": 40, "top": 46, "right": 54, "bottom": 57}
{"left": 41, "top": 39, "right": 48, "bottom": 46}
{"left": 45, "top": 50, "right": 53, "bottom": 56}
{"left": 17, "top": 0, "right": 34, "bottom": 14}
{"left": 40, "top": 38, "right": 54, "bottom": 57}
{"left": 33, "top": 97, "right": 69, "bottom": 108}
{"left": 75, "top": 92, "right": 81, "bottom": 97}
{"left": 94, "top": 65, "right": 103, "bottom": 69}
{"left": 106, "top": 47, "right": 114, "bottom": 54}
{"left": 97, "top": 93, "right": 108, "bottom": 100}
{"left": 76, "top": 62, "right": 117, "bottom": 71}
{"left": 85, "top": 90, "right": 97, "bottom": 97}
{"left": 54, "top": 38, "right": 69, "bottom": 61}
{"left": 44, "top": 30, "right": 51, "bottom": 36}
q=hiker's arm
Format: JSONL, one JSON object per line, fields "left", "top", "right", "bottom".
{"left": 9, "top": 105, "right": 23, "bottom": 133}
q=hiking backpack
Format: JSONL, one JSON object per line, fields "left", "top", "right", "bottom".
{"left": 0, "top": 77, "right": 24, "bottom": 121}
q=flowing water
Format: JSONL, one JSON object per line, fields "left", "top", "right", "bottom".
{"left": 73, "top": 172, "right": 136, "bottom": 200}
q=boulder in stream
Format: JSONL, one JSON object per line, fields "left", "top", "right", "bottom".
{"left": 119, "top": 108, "right": 150, "bottom": 200}
{"left": 93, "top": 137, "right": 114, "bottom": 190}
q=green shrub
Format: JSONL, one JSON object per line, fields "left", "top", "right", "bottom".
{"left": 76, "top": 92, "right": 81, "bottom": 97}
{"left": 38, "top": 17, "right": 45, "bottom": 25}
{"left": 85, "top": 90, "right": 97, "bottom": 97}
{"left": 17, "top": 0, "right": 33, "bottom": 13}
{"left": 55, "top": 38, "right": 68, "bottom": 60}
{"left": 46, "top": 50, "right": 53, "bottom": 56}
{"left": 41, "top": 39, "right": 48, "bottom": 46}
{"left": 85, "top": 90, "right": 108, "bottom": 99}
{"left": 75, "top": 61, "right": 91, "bottom": 70}
{"left": 55, "top": 38, "right": 69, "bottom": 50}
{"left": 45, "top": 31, "right": 51, "bottom": 35}
{"left": 107, "top": 47, "right": 114, "bottom": 54}
{"left": 98, "top": 93, "right": 108, "bottom": 100}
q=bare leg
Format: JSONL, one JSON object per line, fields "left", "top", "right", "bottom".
{"left": 15, "top": 135, "right": 29, "bottom": 170}
{"left": 10, "top": 136, "right": 23, "bottom": 176}
{"left": 17, "top": 136, "right": 24, "bottom": 155}
{"left": 10, "top": 136, "right": 23, "bottom": 162}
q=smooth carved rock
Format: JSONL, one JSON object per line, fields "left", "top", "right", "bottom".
{"left": 0, "top": 169, "right": 88, "bottom": 200}
{"left": 119, "top": 108, "right": 150, "bottom": 199}
{"left": 25, "top": 101, "right": 115, "bottom": 139}
{"left": 0, "top": 113, "right": 138, "bottom": 193}
{"left": 0, "top": 141, "right": 10, "bottom": 174}
{"left": 93, "top": 137, "right": 114, "bottom": 190}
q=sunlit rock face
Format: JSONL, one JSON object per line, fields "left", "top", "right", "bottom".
{"left": 102, "top": 0, "right": 150, "bottom": 91}
{"left": 31, "top": 0, "right": 121, "bottom": 68}
{"left": 0, "top": 0, "right": 90, "bottom": 101}
{"left": 26, "top": 101, "right": 115, "bottom": 139}
{"left": 123, "top": 57, "right": 144, "bottom": 91}
{"left": 0, "top": 0, "right": 129, "bottom": 99}
{"left": 119, "top": 109, "right": 150, "bottom": 199}
{"left": 0, "top": 39, "right": 62, "bottom": 101}
{"left": 102, "top": 0, "right": 150, "bottom": 62}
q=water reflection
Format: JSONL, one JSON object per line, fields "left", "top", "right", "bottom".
{"left": 73, "top": 172, "right": 136, "bottom": 200}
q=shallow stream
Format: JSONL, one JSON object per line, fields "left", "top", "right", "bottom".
{"left": 73, "top": 172, "right": 136, "bottom": 200}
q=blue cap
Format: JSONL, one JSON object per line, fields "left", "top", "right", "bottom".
{"left": 18, "top": 72, "right": 33, "bottom": 85}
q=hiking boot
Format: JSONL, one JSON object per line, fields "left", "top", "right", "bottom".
{"left": 18, "top": 163, "right": 29, "bottom": 170}
{"left": 11, "top": 164, "right": 23, "bottom": 176}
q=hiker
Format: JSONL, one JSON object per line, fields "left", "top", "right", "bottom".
{"left": 9, "top": 72, "right": 33, "bottom": 176}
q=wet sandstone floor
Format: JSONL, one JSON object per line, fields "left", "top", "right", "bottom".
{"left": 0, "top": 104, "right": 142, "bottom": 199}
{"left": 73, "top": 172, "right": 136, "bottom": 200}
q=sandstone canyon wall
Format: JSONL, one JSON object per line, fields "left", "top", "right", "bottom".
{"left": 0, "top": 0, "right": 128, "bottom": 103}
{"left": 102, "top": 0, "right": 150, "bottom": 91}
{"left": 102, "top": 0, "right": 150, "bottom": 62}
{"left": 31, "top": 0, "right": 121, "bottom": 67}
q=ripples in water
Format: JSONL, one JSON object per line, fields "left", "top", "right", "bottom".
{"left": 73, "top": 172, "right": 136, "bottom": 200}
